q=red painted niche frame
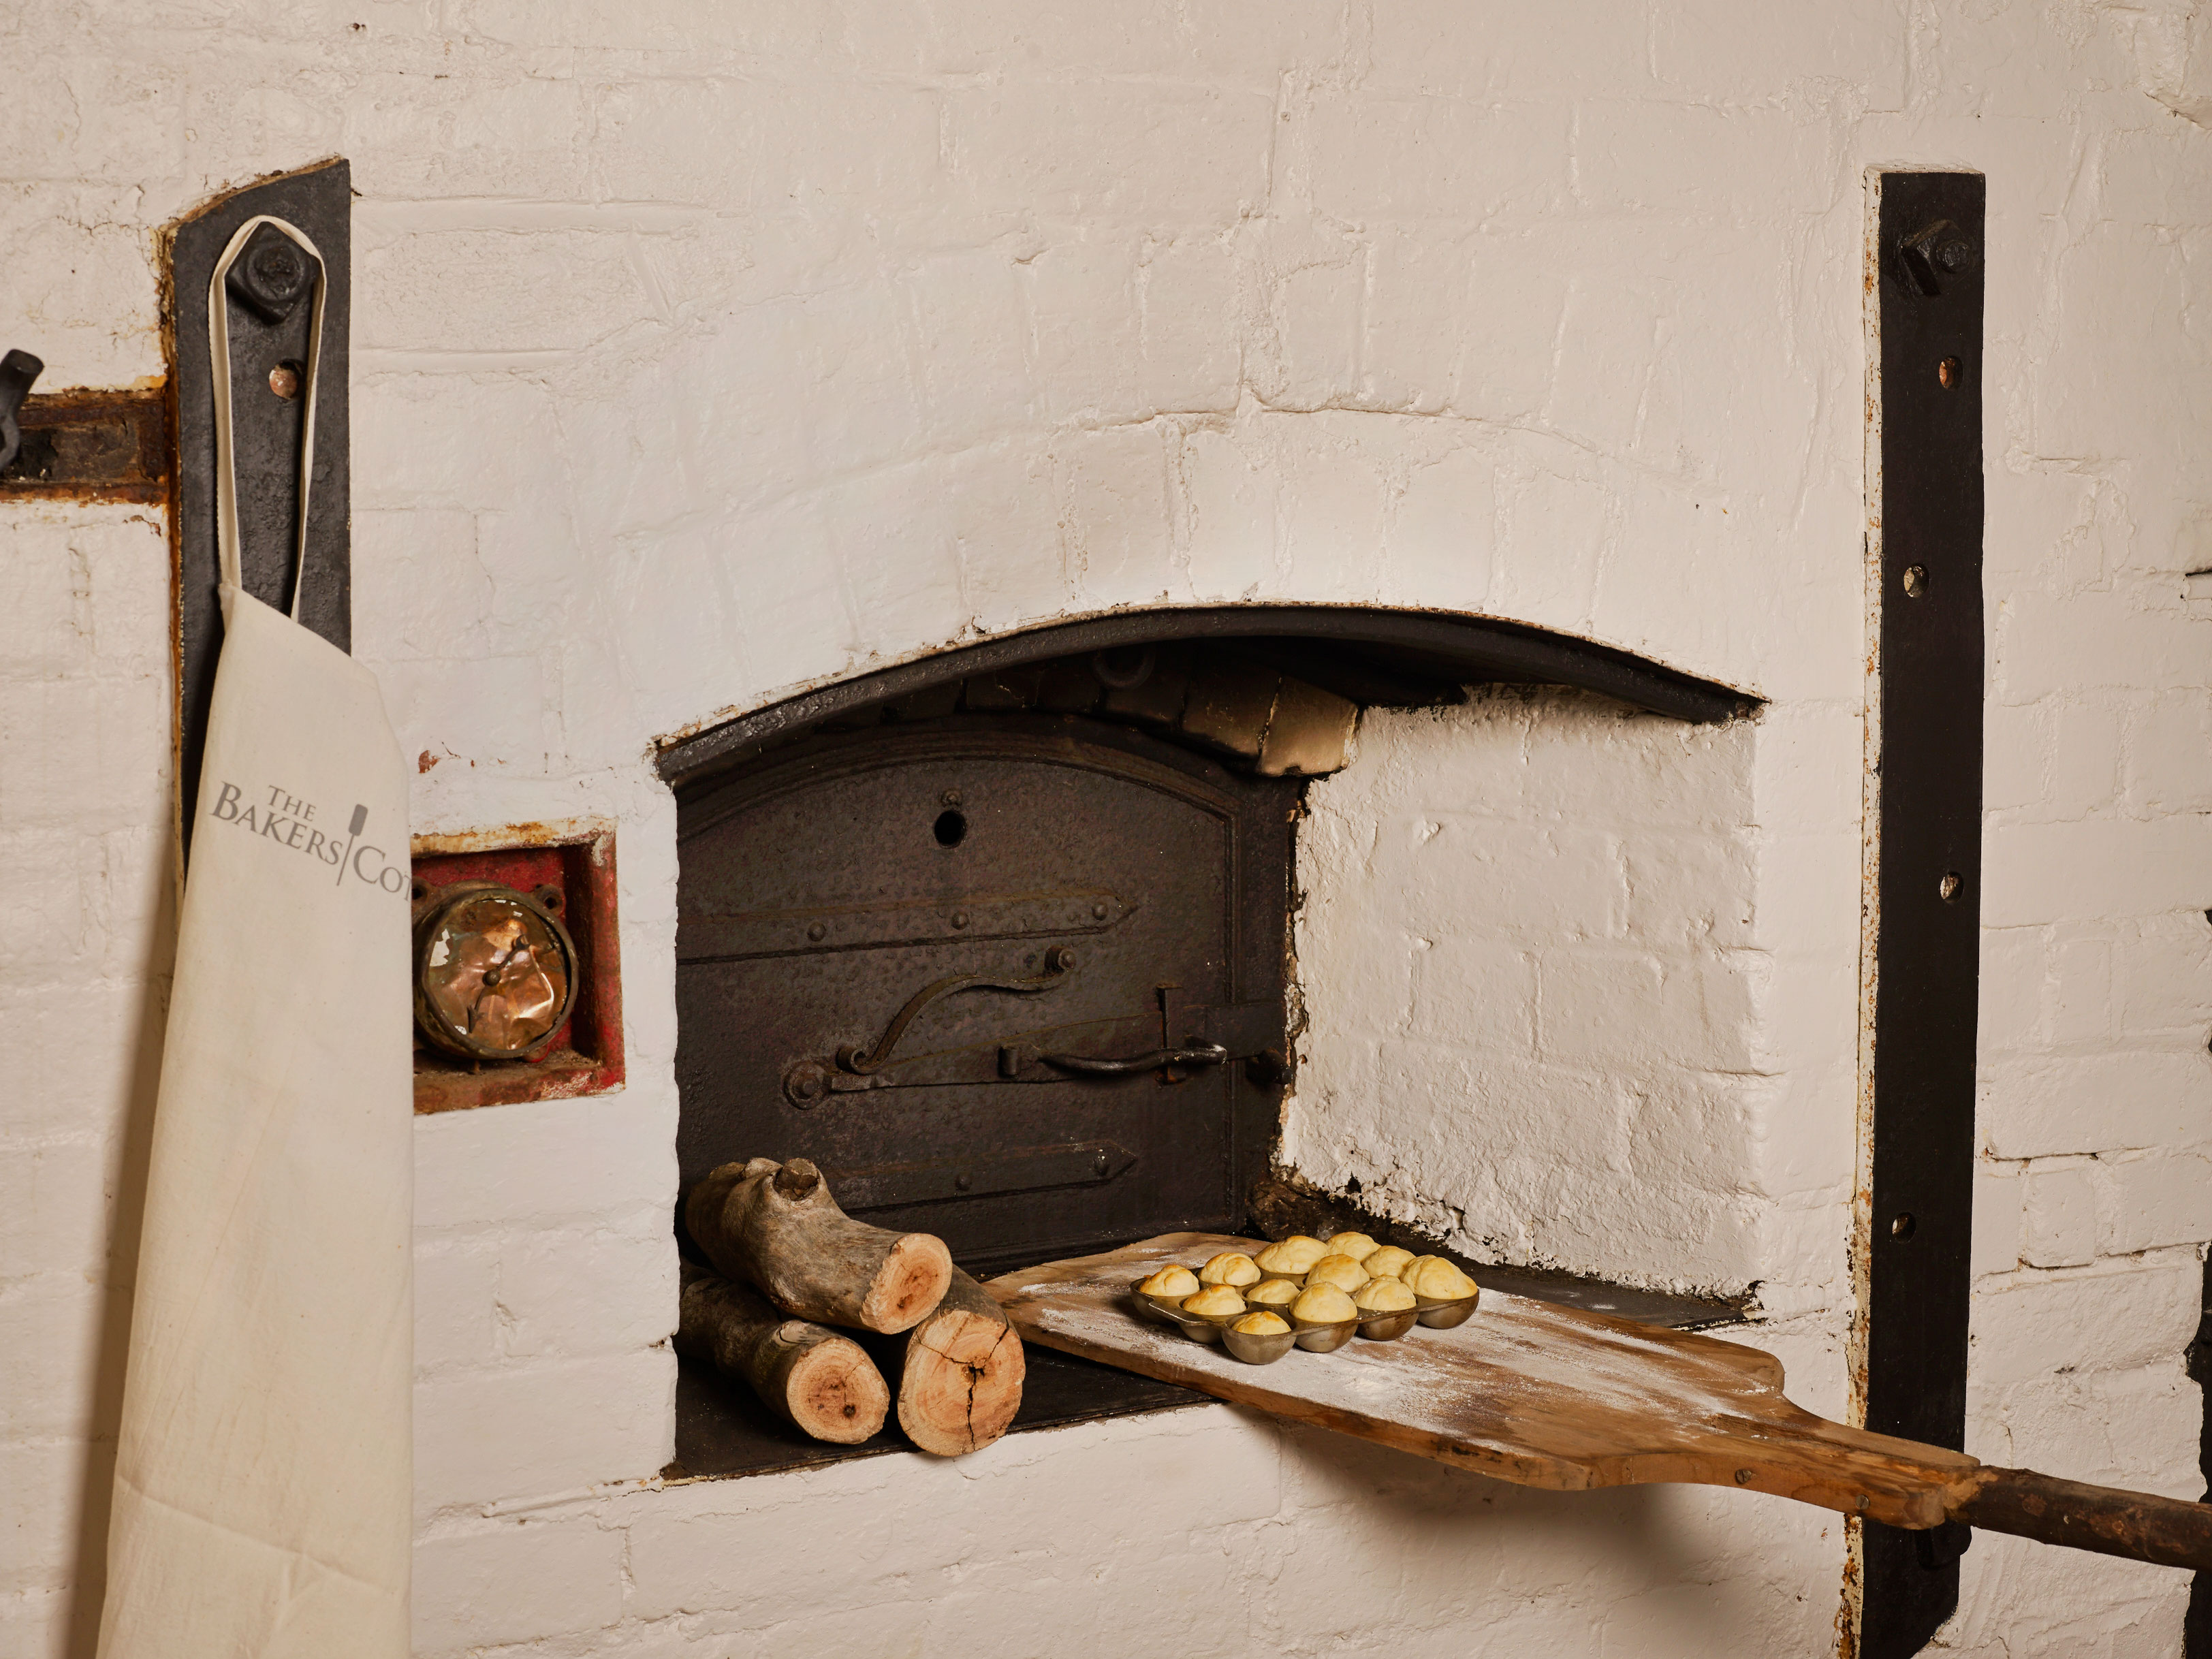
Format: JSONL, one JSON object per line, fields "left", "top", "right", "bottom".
{"left": 409, "top": 823, "right": 624, "bottom": 1114}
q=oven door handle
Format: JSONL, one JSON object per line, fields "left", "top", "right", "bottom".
{"left": 836, "top": 947, "right": 1075, "bottom": 1075}
{"left": 1033, "top": 1042, "right": 1228, "bottom": 1076}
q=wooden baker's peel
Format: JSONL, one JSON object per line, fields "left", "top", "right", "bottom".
{"left": 988, "top": 1233, "right": 2212, "bottom": 1572}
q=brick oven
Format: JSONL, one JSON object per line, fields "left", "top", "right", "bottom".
{"left": 658, "top": 610, "right": 1749, "bottom": 1475}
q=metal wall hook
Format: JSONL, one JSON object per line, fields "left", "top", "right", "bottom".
{"left": 0, "top": 349, "right": 45, "bottom": 473}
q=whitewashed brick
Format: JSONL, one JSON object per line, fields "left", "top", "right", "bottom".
{"left": 0, "top": 1439, "right": 86, "bottom": 1593}
{"left": 2043, "top": 696, "right": 2126, "bottom": 818}
{"left": 1383, "top": 446, "right": 1497, "bottom": 612}
{"left": 0, "top": 188, "right": 164, "bottom": 385}
{"left": 1180, "top": 427, "right": 1282, "bottom": 601}
{"left": 1368, "top": 0, "right": 1652, "bottom": 98}
{"left": 1137, "top": 238, "right": 1243, "bottom": 415}
{"left": 1652, "top": 0, "right": 1908, "bottom": 106}
{"left": 414, "top": 1094, "right": 676, "bottom": 1233}
{"left": 359, "top": 230, "right": 657, "bottom": 356}
{"left": 1306, "top": 95, "right": 1570, "bottom": 222}
{"left": 496, "top": 1228, "right": 676, "bottom": 1361}
{"left": 1995, "top": 587, "right": 2203, "bottom": 704}
{"left": 413, "top": 1242, "right": 500, "bottom": 1376}
{"left": 0, "top": 524, "right": 89, "bottom": 679}
{"left": 0, "top": 1278, "right": 108, "bottom": 1442}
{"left": 0, "top": 674, "right": 170, "bottom": 838}
{"left": 1981, "top": 1049, "right": 2211, "bottom": 1159}
{"left": 1057, "top": 424, "right": 1173, "bottom": 605}
{"left": 1970, "top": 1259, "right": 2201, "bottom": 1389}
{"left": 2021, "top": 1160, "right": 2098, "bottom": 1269}
{"left": 1487, "top": 464, "right": 1607, "bottom": 623}
{"left": 1972, "top": 1165, "right": 2025, "bottom": 1277}
{"left": 2098, "top": 1148, "right": 2212, "bottom": 1257}
{"left": 2046, "top": 934, "right": 2115, "bottom": 1047}
{"left": 938, "top": 440, "right": 1070, "bottom": 624}
{"left": 1982, "top": 817, "right": 2212, "bottom": 928}
{"left": 0, "top": 978, "right": 155, "bottom": 1146}
{"left": 413, "top": 1349, "right": 674, "bottom": 1515}
{"left": 1978, "top": 926, "right": 2046, "bottom": 1057}
{"left": 1261, "top": 245, "right": 1363, "bottom": 412}
{"left": 948, "top": 82, "right": 1274, "bottom": 225}
{"left": 346, "top": 72, "right": 592, "bottom": 202}
{"left": 350, "top": 511, "right": 491, "bottom": 665}
{"left": 1406, "top": 936, "right": 1534, "bottom": 1052}
{"left": 825, "top": 460, "right": 973, "bottom": 653}
{"left": 0, "top": 55, "right": 183, "bottom": 185}
{"left": 2114, "top": 913, "right": 2212, "bottom": 1038}
{"left": 412, "top": 1520, "right": 625, "bottom": 1654}
{"left": 2124, "top": 689, "right": 2212, "bottom": 815}
{"left": 1363, "top": 228, "right": 1567, "bottom": 422}
{"left": 0, "top": 1135, "right": 110, "bottom": 1286}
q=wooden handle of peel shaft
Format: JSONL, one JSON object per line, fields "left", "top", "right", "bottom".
{"left": 1946, "top": 1467, "right": 2212, "bottom": 1570}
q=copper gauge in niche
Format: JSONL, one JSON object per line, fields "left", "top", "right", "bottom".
{"left": 413, "top": 881, "right": 578, "bottom": 1061}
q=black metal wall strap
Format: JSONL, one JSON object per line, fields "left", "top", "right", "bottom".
{"left": 1859, "top": 168, "right": 1987, "bottom": 1659}
{"left": 171, "top": 159, "right": 351, "bottom": 859}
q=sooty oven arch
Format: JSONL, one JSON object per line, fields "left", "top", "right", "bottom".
{"left": 659, "top": 607, "right": 1751, "bottom": 1479}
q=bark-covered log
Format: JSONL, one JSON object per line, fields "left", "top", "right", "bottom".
{"left": 676, "top": 1263, "right": 889, "bottom": 1444}
{"left": 887, "top": 1267, "right": 1025, "bottom": 1457}
{"left": 684, "top": 1157, "right": 952, "bottom": 1335}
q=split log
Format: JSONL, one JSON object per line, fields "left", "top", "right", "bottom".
{"left": 676, "top": 1262, "right": 889, "bottom": 1444}
{"left": 887, "top": 1267, "right": 1026, "bottom": 1457}
{"left": 684, "top": 1157, "right": 951, "bottom": 1335}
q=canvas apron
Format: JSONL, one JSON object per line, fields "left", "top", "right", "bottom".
{"left": 98, "top": 217, "right": 413, "bottom": 1659}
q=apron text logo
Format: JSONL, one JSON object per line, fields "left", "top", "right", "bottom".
{"left": 208, "top": 782, "right": 408, "bottom": 895}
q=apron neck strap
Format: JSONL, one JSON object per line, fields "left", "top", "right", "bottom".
{"left": 206, "top": 216, "right": 328, "bottom": 622}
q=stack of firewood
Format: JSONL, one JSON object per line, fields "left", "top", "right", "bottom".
{"left": 677, "top": 1157, "right": 1025, "bottom": 1455}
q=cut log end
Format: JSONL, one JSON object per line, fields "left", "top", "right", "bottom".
{"left": 687, "top": 1157, "right": 953, "bottom": 1335}
{"left": 780, "top": 1331, "right": 892, "bottom": 1444}
{"left": 864, "top": 1231, "right": 955, "bottom": 1335}
{"left": 896, "top": 1276, "right": 1026, "bottom": 1457}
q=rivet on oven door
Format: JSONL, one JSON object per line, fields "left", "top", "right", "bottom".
{"left": 941, "top": 789, "right": 962, "bottom": 806}
{"left": 807, "top": 921, "right": 826, "bottom": 942}
{"left": 951, "top": 910, "right": 969, "bottom": 929}
{"left": 1901, "top": 565, "right": 1927, "bottom": 597}
{"left": 785, "top": 1061, "right": 830, "bottom": 1108}
{"left": 955, "top": 1172, "right": 973, "bottom": 1191}
{"left": 1091, "top": 902, "right": 1108, "bottom": 919}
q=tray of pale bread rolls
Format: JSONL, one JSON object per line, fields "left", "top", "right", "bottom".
{"left": 1130, "top": 1231, "right": 1479, "bottom": 1364}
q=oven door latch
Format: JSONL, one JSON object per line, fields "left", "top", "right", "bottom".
{"left": 783, "top": 971, "right": 1285, "bottom": 1106}
{"left": 1002, "top": 984, "right": 1284, "bottom": 1086}
{"left": 1028, "top": 1041, "right": 1228, "bottom": 1076}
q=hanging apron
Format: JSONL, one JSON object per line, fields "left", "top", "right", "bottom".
{"left": 98, "top": 217, "right": 413, "bottom": 1659}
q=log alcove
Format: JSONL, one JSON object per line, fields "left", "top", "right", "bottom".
{"left": 660, "top": 607, "right": 1754, "bottom": 1479}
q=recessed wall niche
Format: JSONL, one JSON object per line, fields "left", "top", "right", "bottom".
{"left": 409, "top": 823, "right": 624, "bottom": 1115}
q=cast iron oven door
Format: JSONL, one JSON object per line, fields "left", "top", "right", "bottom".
{"left": 675, "top": 715, "right": 1294, "bottom": 1276}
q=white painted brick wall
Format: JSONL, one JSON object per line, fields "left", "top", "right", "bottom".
{"left": 3, "top": 2, "right": 2209, "bottom": 1656}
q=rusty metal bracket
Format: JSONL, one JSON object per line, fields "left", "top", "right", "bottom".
{"left": 1859, "top": 168, "right": 1987, "bottom": 1659}
{"left": 170, "top": 159, "right": 351, "bottom": 859}
{"left": 0, "top": 387, "right": 171, "bottom": 503}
